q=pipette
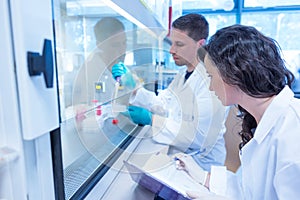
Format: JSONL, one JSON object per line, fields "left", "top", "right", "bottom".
{"left": 111, "top": 77, "right": 127, "bottom": 124}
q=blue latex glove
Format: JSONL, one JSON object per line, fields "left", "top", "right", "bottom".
{"left": 112, "top": 62, "right": 136, "bottom": 89}
{"left": 122, "top": 105, "right": 152, "bottom": 126}
{"left": 112, "top": 62, "right": 127, "bottom": 79}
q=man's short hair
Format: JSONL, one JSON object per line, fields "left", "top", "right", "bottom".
{"left": 172, "top": 13, "right": 209, "bottom": 41}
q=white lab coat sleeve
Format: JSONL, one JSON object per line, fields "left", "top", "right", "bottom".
{"left": 129, "top": 87, "right": 171, "bottom": 116}
{"left": 151, "top": 114, "right": 180, "bottom": 145}
{"left": 210, "top": 166, "right": 243, "bottom": 200}
{"left": 129, "top": 87, "right": 156, "bottom": 109}
{"left": 129, "top": 85, "right": 183, "bottom": 145}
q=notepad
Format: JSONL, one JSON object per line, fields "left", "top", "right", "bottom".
{"left": 124, "top": 158, "right": 210, "bottom": 199}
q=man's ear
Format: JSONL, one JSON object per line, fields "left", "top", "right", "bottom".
{"left": 198, "top": 39, "right": 206, "bottom": 47}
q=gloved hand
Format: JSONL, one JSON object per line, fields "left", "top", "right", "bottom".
{"left": 112, "top": 62, "right": 127, "bottom": 79}
{"left": 122, "top": 105, "right": 152, "bottom": 126}
{"left": 173, "top": 153, "right": 208, "bottom": 185}
{"left": 112, "top": 62, "right": 136, "bottom": 89}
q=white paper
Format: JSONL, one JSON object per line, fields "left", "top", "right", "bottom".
{"left": 150, "top": 163, "right": 210, "bottom": 197}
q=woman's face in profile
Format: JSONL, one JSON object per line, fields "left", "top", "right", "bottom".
{"left": 204, "top": 55, "right": 239, "bottom": 106}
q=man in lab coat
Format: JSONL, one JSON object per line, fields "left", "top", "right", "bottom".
{"left": 73, "top": 17, "right": 128, "bottom": 106}
{"left": 72, "top": 17, "right": 135, "bottom": 154}
{"left": 112, "top": 14, "right": 228, "bottom": 171}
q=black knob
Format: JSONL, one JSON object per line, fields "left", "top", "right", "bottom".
{"left": 27, "top": 39, "right": 54, "bottom": 88}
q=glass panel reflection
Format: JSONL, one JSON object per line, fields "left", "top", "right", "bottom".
{"left": 53, "top": 0, "right": 170, "bottom": 198}
{"left": 57, "top": 15, "right": 139, "bottom": 198}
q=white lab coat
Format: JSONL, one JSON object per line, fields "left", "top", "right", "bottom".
{"left": 129, "top": 62, "right": 228, "bottom": 171}
{"left": 210, "top": 86, "right": 300, "bottom": 199}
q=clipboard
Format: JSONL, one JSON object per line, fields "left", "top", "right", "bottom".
{"left": 123, "top": 160, "right": 210, "bottom": 200}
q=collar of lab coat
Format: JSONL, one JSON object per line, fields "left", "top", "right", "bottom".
{"left": 252, "top": 86, "right": 294, "bottom": 144}
{"left": 178, "top": 62, "right": 207, "bottom": 88}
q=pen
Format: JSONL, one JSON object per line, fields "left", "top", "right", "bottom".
{"left": 173, "top": 150, "right": 201, "bottom": 162}
{"left": 186, "top": 150, "right": 201, "bottom": 156}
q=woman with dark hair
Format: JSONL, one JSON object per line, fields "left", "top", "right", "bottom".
{"left": 190, "top": 24, "right": 300, "bottom": 199}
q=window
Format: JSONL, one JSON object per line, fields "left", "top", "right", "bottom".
{"left": 182, "top": 0, "right": 235, "bottom": 11}
{"left": 203, "top": 14, "right": 236, "bottom": 37}
{"left": 242, "top": 11, "right": 300, "bottom": 77}
{"left": 244, "top": 0, "right": 300, "bottom": 8}
{"left": 183, "top": 0, "right": 300, "bottom": 83}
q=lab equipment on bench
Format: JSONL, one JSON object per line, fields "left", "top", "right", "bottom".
{"left": 75, "top": 91, "right": 129, "bottom": 126}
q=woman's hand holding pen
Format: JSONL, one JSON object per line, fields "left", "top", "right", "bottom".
{"left": 173, "top": 152, "right": 209, "bottom": 186}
